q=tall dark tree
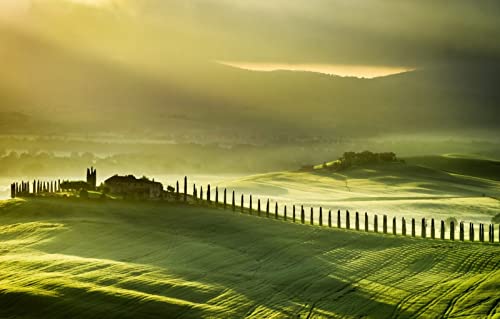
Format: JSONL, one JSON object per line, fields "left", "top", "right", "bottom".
{"left": 346, "top": 210, "right": 350, "bottom": 229}
{"left": 249, "top": 195, "right": 253, "bottom": 214}
{"left": 224, "top": 189, "right": 227, "bottom": 209}
{"left": 266, "top": 199, "right": 269, "bottom": 217}
{"left": 392, "top": 217, "right": 396, "bottom": 235}
{"left": 232, "top": 191, "right": 235, "bottom": 211}
{"left": 241, "top": 194, "right": 244, "bottom": 213}
{"left": 184, "top": 176, "right": 188, "bottom": 202}
{"left": 431, "top": 219, "right": 435, "bottom": 239}
{"left": 421, "top": 218, "right": 426, "bottom": 238}
{"left": 215, "top": 186, "right": 219, "bottom": 206}
{"left": 319, "top": 207, "right": 323, "bottom": 226}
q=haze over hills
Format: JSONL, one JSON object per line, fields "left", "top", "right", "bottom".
{"left": 0, "top": 0, "right": 500, "bottom": 142}
{"left": 1, "top": 3, "right": 500, "bottom": 317}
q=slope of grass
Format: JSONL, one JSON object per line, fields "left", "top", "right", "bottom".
{"left": 219, "top": 161, "right": 500, "bottom": 228}
{"left": 405, "top": 155, "right": 500, "bottom": 181}
{"left": 0, "top": 198, "right": 499, "bottom": 318}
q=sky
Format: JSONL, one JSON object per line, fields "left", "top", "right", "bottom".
{"left": 0, "top": 0, "right": 499, "bottom": 140}
{"left": 4, "top": 0, "right": 500, "bottom": 68}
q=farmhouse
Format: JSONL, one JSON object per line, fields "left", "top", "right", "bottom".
{"left": 104, "top": 175, "right": 164, "bottom": 199}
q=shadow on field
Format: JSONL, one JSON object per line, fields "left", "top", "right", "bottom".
{"left": 0, "top": 199, "right": 420, "bottom": 318}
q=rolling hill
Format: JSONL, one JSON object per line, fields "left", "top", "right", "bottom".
{"left": 218, "top": 158, "right": 500, "bottom": 227}
{"left": 0, "top": 198, "right": 499, "bottom": 318}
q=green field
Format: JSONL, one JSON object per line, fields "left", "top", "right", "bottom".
{"left": 0, "top": 198, "right": 499, "bottom": 318}
{"left": 218, "top": 157, "right": 500, "bottom": 235}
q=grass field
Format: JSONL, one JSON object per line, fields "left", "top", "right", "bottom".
{"left": 218, "top": 158, "right": 500, "bottom": 232}
{"left": 0, "top": 198, "right": 499, "bottom": 318}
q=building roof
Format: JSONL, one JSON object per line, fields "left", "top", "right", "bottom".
{"left": 104, "top": 175, "right": 161, "bottom": 186}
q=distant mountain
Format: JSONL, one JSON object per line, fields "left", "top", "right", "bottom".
{"left": 0, "top": 25, "right": 499, "bottom": 140}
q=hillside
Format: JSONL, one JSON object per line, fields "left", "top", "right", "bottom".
{"left": 219, "top": 160, "right": 500, "bottom": 227}
{"left": 405, "top": 155, "right": 500, "bottom": 182}
{"left": 0, "top": 198, "right": 499, "bottom": 318}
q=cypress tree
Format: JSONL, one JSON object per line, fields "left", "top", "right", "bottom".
{"left": 337, "top": 210, "right": 341, "bottom": 228}
{"left": 184, "top": 176, "right": 187, "bottom": 202}
{"left": 224, "top": 189, "right": 227, "bottom": 209}
{"left": 470, "top": 223, "right": 474, "bottom": 242}
{"left": 411, "top": 218, "right": 415, "bottom": 237}
{"left": 421, "top": 218, "right": 426, "bottom": 238}
{"left": 402, "top": 217, "right": 406, "bottom": 236}
{"left": 207, "top": 184, "right": 211, "bottom": 203}
{"left": 249, "top": 195, "right": 253, "bottom": 214}
{"left": 328, "top": 210, "right": 332, "bottom": 227}
{"left": 450, "top": 221, "right": 455, "bottom": 241}
{"left": 346, "top": 210, "right": 350, "bottom": 229}
{"left": 383, "top": 215, "right": 387, "bottom": 234}
{"left": 258, "top": 199, "right": 261, "bottom": 216}
{"left": 460, "top": 222, "right": 464, "bottom": 241}
{"left": 284, "top": 205, "right": 287, "bottom": 221}
{"left": 310, "top": 207, "right": 314, "bottom": 225}
{"left": 241, "top": 194, "right": 244, "bottom": 213}
{"left": 319, "top": 207, "right": 323, "bottom": 226}
{"left": 293, "top": 205, "right": 296, "bottom": 222}
{"left": 266, "top": 199, "right": 269, "bottom": 217}
{"left": 355, "top": 212, "right": 360, "bottom": 231}
{"left": 365, "top": 213, "right": 369, "bottom": 232}
{"left": 232, "top": 191, "right": 235, "bottom": 211}
{"left": 275, "top": 202, "right": 278, "bottom": 219}
{"left": 200, "top": 186, "right": 203, "bottom": 201}
{"left": 441, "top": 220, "right": 445, "bottom": 240}
{"left": 215, "top": 186, "right": 219, "bottom": 206}
{"left": 374, "top": 215, "right": 378, "bottom": 233}
{"left": 392, "top": 217, "right": 396, "bottom": 235}
{"left": 301, "top": 205, "right": 305, "bottom": 224}
{"left": 431, "top": 219, "right": 435, "bottom": 239}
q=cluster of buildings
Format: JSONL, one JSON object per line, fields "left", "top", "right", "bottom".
{"left": 74, "top": 167, "right": 165, "bottom": 199}
{"left": 10, "top": 167, "right": 167, "bottom": 200}
{"left": 102, "top": 174, "right": 164, "bottom": 199}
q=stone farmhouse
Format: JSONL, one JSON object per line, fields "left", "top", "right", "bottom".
{"left": 104, "top": 175, "right": 164, "bottom": 199}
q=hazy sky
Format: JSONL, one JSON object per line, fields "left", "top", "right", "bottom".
{"left": 4, "top": 0, "right": 500, "bottom": 68}
{"left": 1, "top": 0, "right": 499, "bottom": 139}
